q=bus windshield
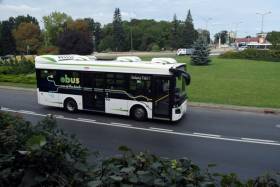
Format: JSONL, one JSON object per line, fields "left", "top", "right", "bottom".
{"left": 175, "top": 74, "right": 187, "bottom": 103}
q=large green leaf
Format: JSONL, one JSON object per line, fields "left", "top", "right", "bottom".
{"left": 26, "top": 134, "right": 46, "bottom": 151}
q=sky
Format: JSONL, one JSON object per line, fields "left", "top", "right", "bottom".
{"left": 0, "top": 0, "right": 279, "bottom": 38}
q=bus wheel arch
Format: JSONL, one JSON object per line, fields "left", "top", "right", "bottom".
{"left": 130, "top": 104, "right": 147, "bottom": 121}
{"left": 64, "top": 97, "right": 78, "bottom": 112}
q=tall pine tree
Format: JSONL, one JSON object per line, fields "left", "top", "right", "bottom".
{"left": 191, "top": 36, "right": 211, "bottom": 66}
{"left": 112, "top": 8, "right": 125, "bottom": 51}
{"left": 170, "top": 14, "right": 179, "bottom": 50}
{"left": 183, "top": 9, "right": 196, "bottom": 48}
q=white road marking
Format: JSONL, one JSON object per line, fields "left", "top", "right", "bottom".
{"left": 2, "top": 107, "right": 280, "bottom": 146}
{"left": 54, "top": 115, "right": 64, "bottom": 118}
{"left": 193, "top": 132, "right": 221, "bottom": 138}
{"left": 276, "top": 124, "right": 280, "bottom": 128}
{"left": 110, "top": 122, "right": 132, "bottom": 127}
{"left": 1, "top": 107, "right": 10, "bottom": 110}
{"left": 19, "top": 110, "right": 36, "bottom": 114}
{"left": 149, "top": 127, "right": 173, "bottom": 132}
{"left": 77, "top": 118, "right": 96, "bottom": 122}
{"left": 241, "top": 138, "right": 276, "bottom": 143}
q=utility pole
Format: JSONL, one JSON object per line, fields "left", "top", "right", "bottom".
{"left": 256, "top": 11, "right": 271, "bottom": 33}
{"left": 204, "top": 17, "right": 212, "bottom": 31}
{"left": 234, "top": 21, "right": 242, "bottom": 39}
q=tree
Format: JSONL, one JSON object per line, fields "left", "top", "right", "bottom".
{"left": 57, "top": 30, "right": 93, "bottom": 55}
{"left": 214, "top": 30, "right": 228, "bottom": 44}
{"left": 14, "top": 14, "right": 39, "bottom": 27}
{"left": 84, "top": 18, "right": 102, "bottom": 51}
{"left": 191, "top": 36, "right": 211, "bottom": 66}
{"left": 0, "top": 20, "right": 16, "bottom": 55}
{"left": 198, "top": 29, "right": 211, "bottom": 44}
{"left": 67, "top": 19, "right": 89, "bottom": 33}
{"left": 182, "top": 10, "right": 196, "bottom": 48}
{"left": 13, "top": 22, "right": 41, "bottom": 54}
{"left": 112, "top": 8, "right": 125, "bottom": 51}
{"left": 43, "top": 12, "right": 72, "bottom": 46}
{"left": 266, "top": 31, "right": 280, "bottom": 49}
{"left": 170, "top": 14, "right": 179, "bottom": 50}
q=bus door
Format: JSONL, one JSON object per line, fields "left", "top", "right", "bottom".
{"left": 152, "top": 76, "right": 171, "bottom": 120}
{"left": 82, "top": 72, "right": 105, "bottom": 112}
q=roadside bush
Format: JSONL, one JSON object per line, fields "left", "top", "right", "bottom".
{"left": 0, "top": 112, "right": 91, "bottom": 187}
{"left": 220, "top": 49, "right": 280, "bottom": 62}
{"left": 0, "top": 56, "right": 35, "bottom": 74}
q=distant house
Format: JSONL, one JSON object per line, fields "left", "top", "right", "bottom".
{"left": 235, "top": 33, "right": 271, "bottom": 49}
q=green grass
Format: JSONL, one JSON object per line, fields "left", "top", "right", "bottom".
{"left": 0, "top": 82, "right": 36, "bottom": 88}
{"left": 1, "top": 57, "right": 280, "bottom": 108}
{"left": 180, "top": 56, "right": 280, "bottom": 108}
{"left": 0, "top": 73, "right": 36, "bottom": 85}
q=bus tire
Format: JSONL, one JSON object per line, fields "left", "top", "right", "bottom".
{"left": 64, "top": 98, "right": 77, "bottom": 113}
{"left": 131, "top": 105, "right": 147, "bottom": 121}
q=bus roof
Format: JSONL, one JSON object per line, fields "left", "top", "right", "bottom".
{"left": 35, "top": 55, "right": 185, "bottom": 75}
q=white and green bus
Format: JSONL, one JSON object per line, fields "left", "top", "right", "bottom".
{"left": 35, "top": 55, "right": 191, "bottom": 121}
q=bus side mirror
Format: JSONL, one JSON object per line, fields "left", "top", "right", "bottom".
{"left": 183, "top": 73, "right": 191, "bottom": 86}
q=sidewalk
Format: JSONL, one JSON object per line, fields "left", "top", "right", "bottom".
{"left": 1, "top": 85, "right": 279, "bottom": 115}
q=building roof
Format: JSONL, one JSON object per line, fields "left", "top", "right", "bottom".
{"left": 235, "top": 37, "right": 259, "bottom": 43}
{"left": 35, "top": 55, "right": 185, "bottom": 75}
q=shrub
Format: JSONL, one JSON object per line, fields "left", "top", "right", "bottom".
{"left": 0, "top": 56, "right": 35, "bottom": 74}
{"left": 0, "top": 112, "right": 91, "bottom": 187}
{"left": 220, "top": 49, "right": 280, "bottom": 62}
{"left": 89, "top": 146, "right": 215, "bottom": 186}
{"left": 150, "top": 43, "right": 160, "bottom": 52}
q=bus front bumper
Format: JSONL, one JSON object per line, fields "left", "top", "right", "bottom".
{"left": 172, "top": 100, "right": 187, "bottom": 121}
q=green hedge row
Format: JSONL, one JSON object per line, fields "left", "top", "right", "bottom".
{"left": 0, "top": 58, "right": 35, "bottom": 75}
{"left": 220, "top": 49, "right": 280, "bottom": 62}
{"left": 0, "top": 112, "right": 279, "bottom": 187}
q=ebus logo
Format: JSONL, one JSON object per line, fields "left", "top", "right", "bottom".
{"left": 60, "top": 74, "right": 80, "bottom": 85}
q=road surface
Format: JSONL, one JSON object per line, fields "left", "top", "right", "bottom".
{"left": 0, "top": 88, "right": 279, "bottom": 179}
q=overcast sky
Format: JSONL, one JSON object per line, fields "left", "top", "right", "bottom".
{"left": 0, "top": 0, "right": 279, "bottom": 38}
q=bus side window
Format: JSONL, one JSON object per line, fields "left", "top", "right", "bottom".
{"left": 129, "top": 79, "right": 151, "bottom": 96}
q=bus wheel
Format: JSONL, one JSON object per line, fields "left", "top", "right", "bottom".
{"left": 131, "top": 106, "right": 147, "bottom": 121}
{"left": 64, "top": 98, "right": 77, "bottom": 113}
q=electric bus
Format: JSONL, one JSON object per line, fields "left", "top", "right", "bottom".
{"left": 35, "top": 55, "right": 191, "bottom": 121}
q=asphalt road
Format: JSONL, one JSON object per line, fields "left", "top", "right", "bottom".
{"left": 0, "top": 88, "right": 280, "bottom": 179}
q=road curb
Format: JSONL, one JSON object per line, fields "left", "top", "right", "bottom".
{"left": 0, "top": 85, "right": 279, "bottom": 115}
{"left": 189, "top": 102, "right": 280, "bottom": 115}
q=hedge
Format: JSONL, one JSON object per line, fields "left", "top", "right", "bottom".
{"left": 220, "top": 49, "right": 280, "bottom": 62}
{"left": 0, "top": 112, "right": 279, "bottom": 187}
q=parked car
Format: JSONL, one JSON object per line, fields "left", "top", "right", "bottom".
{"left": 176, "top": 48, "right": 194, "bottom": 56}
{"left": 238, "top": 46, "right": 247, "bottom": 51}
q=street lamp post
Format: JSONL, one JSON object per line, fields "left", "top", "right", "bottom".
{"left": 234, "top": 21, "right": 243, "bottom": 39}
{"left": 256, "top": 11, "right": 271, "bottom": 33}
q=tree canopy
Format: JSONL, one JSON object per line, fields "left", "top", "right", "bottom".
{"left": 267, "top": 31, "right": 280, "bottom": 49}
{"left": 13, "top": 22, "right": 41, "bottom": 54}
{"left": 43, "top": 12, "right": 73, "bottom": 46}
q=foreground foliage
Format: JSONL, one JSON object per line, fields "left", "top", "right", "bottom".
{"left": 0, "top": 112, "right": 279, "bottom": 186}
